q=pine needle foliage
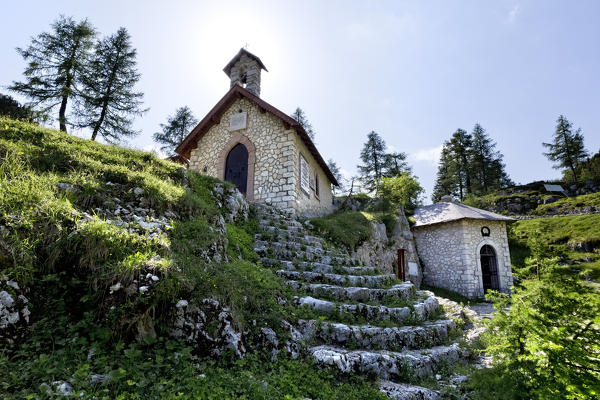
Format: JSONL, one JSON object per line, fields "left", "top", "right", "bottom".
{"left": 543, "top": 115, "right": 589, "bottom": 184}
{"left": 77, "top": 27, "right": 146, "bottom": 142}
{"left": 153, "top": 106, "right": 198, "bottom": 156}
{"left": 9, "top": 16, "right": 95, "bottom": 132}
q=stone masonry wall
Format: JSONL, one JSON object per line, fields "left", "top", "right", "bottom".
{"left": 188, "top": 98, "right": 334, "bottom": 216}
{"left": 228, "top": 54, "right": 261, "bottom": 97}
{"left": 412, "top": 219, "right": 513, "bottom": 298}
{"left": 292, "top": 133, "right": 335, "bottom": 217}
{"left": 461, "top": 220, "right": 513, "bottom": 297}
{"left": 413, "top": 220, "right": 470, "bottom": 296}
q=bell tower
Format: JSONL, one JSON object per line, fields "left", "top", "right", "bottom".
{"left": 223, "top": 48, "right": 268, "bottom": 97}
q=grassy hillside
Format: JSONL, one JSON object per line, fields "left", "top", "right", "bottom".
{"left": 509, "top": 214, "right": 600, "bottom": 280}
{"left": 0, "top": 118, "right": 385, "bottom": 399}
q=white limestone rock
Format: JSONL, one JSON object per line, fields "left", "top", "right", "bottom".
{"left": 379, "top": 381, "right": 441, "bottom": 400}
{"left": 171, "top": 298, "right": 246, "bottom": 359}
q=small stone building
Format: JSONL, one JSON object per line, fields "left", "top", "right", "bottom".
{"left": 411, "top": 201, "right": 514, "bottom": 298}
{"left": 175, "top": 49, "right": 338, "bottom": 216}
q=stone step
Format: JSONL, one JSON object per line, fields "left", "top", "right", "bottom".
{"left": 296, "top": 296, "right": 440, "bottom": 325}
{"left": 255, "top": 240, "right": 336, "bottom": 257}
{"left": 259, "top": 220, "right": 303, "bottom": 233}
{"left": 255, "top": 232, "right": 326, "bottom": 246}
{"left": 297, "top": 319, "right": 455, "bottom": 351}
{"left": 255, "top": 240, "right": 321, "bottom": 253}
{"left": 277, "top": 270, "right": 396, "bottom": 288}
{"left": 308, "top": 343, "right": 462, "bottom": 381}
{"left": 255, "top": 246, "right": 351, "bottom": 265}
{"left": 260, "top": 258, "right": 377, "bottom": 275}
{"left": 285, "top": 281, "right": 416, "bottom": 303}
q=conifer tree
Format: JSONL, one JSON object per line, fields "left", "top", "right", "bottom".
{"left": 358, "top": 131, "right": 387, "bottom": 193}
{"left": 470, "top": 123, "right": 512, "bottom": 194}
{"left": 433, "top": 125, "right": 512, "bottom": 201}
{"left": 432, "top": 145, "right": 459, "bottom": 202}
{"left": 77, "top": 28, "right": 145, "bottom": 142}
{"left": 448, "top": 128, "right": 473, "bottom": 200}
{"left": 10, "top": 16, "right": 95, "bottom": 132}
{"left": 327, "top": 159, "right": 344, "bottom": 194}
{"left": 543, "top": 115, "right": 589, "bottom": 183}
{"left": 383, "top": 151, "right": 411, "bottom": 177}
{"left": 290, "top": 107, "right": 315, "bottom": 140}
{"left": 153, "top": 106, "right": 198, "bottom": 155}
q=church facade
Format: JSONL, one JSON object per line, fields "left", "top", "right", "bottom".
{"left": 176, "top": 49, "right": 338, "bottom": 216}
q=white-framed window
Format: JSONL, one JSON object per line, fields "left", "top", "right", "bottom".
{"left": 299, "top": 153, "right": 310, "bottom": 195}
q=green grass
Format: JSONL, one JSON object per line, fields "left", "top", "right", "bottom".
{"left": 509, "top": 214, "right": 600, "bottom": 279}
{"left": 532, "top": 191, "right": 600, "bottom": 215}
{"left": 361, "top": 211, "right": 398, "bottom": 240}
{"left": 0, "top": 118, "right": 393, "bottom": 399}
{"left": 0, "top": 308, "right": 387, "bottom": 399}
{"left": 309, "top": 210, "right": 373, "bottom": 252}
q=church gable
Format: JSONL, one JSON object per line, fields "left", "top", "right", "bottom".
{"left": 177, "top": 49, "right": 337, "bottom": 216}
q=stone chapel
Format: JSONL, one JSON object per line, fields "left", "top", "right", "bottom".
{"left": 175, "top": 49, "right": 338, "bottom": 216}
{"left": 411, "top": 199, "right": 514, "bottom": 298}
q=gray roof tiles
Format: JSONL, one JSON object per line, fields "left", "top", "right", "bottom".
{"left": 412, "top": 202, "right": 514, "bottom": 227}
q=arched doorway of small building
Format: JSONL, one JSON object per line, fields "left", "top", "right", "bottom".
{"left": 225, "top": 143, "right": 248, "bottom": 196}
{"left": 480, "top": 244, "right": 499, "bottom": 292}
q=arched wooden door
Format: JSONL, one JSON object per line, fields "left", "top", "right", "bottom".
{"left": 480, "top": 245, "right": 499, "bottom": 292}
{"left": 225, "top": 143, "right": 248, "bottom": 196}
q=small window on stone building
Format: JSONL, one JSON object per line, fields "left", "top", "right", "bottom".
{"left": 315, "top": 172, "right": 320, "bottom": 199}
{"left": 299, "top": 154, "right": 310, "bottom": 195}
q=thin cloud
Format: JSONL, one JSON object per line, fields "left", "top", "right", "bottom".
{"left": 409, "top": 145, "right": 442, "bottom": 166}
{"left": 507, "top": 4, "right": 520, "bottom": 24}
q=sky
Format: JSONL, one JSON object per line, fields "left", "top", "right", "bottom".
{"left": 2, "top": 0, "right": 599, "bottom": 202}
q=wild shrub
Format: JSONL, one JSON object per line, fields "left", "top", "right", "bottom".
{"left": 482, "top": 256, "right": 600, "bottom": 399}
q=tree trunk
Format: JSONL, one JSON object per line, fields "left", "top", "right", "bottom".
{"left": 91, "top": 103, "right": 107, "bottom": 141}
{"left": 58, "top": 95, "right": 68, "bottom": 132}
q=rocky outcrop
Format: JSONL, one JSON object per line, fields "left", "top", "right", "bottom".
{"left": 380, "top": 381, "right": 441, "bottom": 400}
{"left": 171, "top": 298, "right": 246, "bottom": 359}
{"left": 352, "top": 209, "right": 422, "bottom": 287}
{"left": 0, "top": 279, "right": 30, "bottom": 344}
{"left": 212, "top": 182, "right": 249, "bottom": 223}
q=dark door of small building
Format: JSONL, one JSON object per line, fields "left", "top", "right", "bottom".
{"left": 397, "top": 249, "right": 406, "bottom": 281}
{"left": 480, "top": 245, "right": 499, "bottom": 292}
{"left": 225, "top": 143, "right": 248, "bottom": 196}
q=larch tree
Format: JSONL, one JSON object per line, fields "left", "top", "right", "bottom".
{"left": 290, "top": 107, "right": 316, "bottom": 140}
{"left": 10, "top": 16, "right": 95, "bottom": 132}
{"left": 358, "top": 131, "right": 387, "bottom": 194}
{"left": 543, "top": 115, "right": 589, "bottom": 184}
{"left": 153, "top": 106, "right": 198, "bottom": 156}
{"left": 77, "top": 27, "right": 146, "bottom": 142}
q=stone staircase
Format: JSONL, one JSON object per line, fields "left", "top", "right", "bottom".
{"left": 253, "top": 204, "right": 466, "bottom": 399}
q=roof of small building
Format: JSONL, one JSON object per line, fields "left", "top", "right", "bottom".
{"left": 223, "top": 48, "right": 268, "bottom": 76}
{"left": 412, "top": 201, "right": 514, "bottom": 227}
{"left": 174, "top": 84, "right": 339, "bottom": 186}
